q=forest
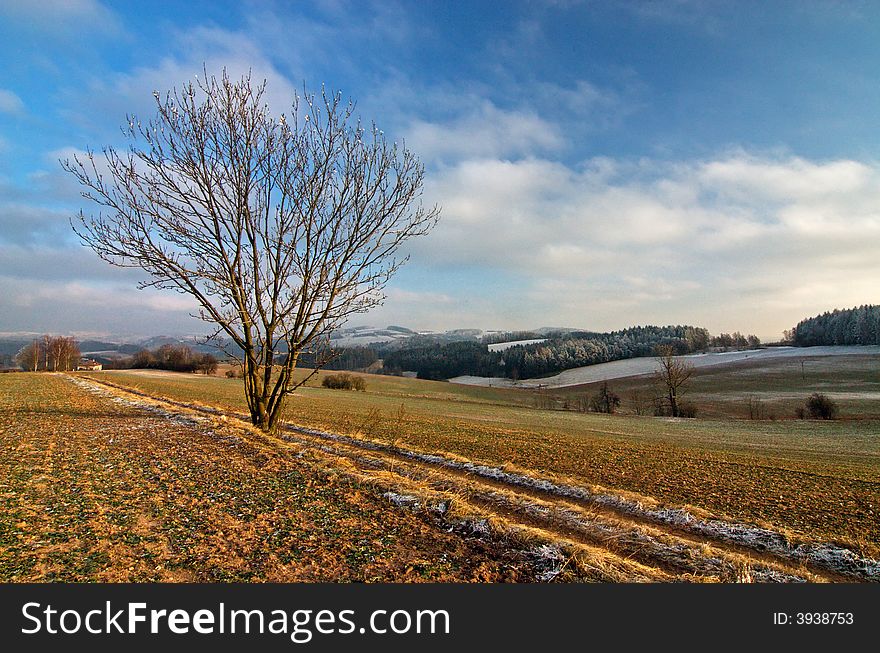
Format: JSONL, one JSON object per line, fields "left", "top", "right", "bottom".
{"left": 791, "top": 305, "right": 880, "bottom": 346}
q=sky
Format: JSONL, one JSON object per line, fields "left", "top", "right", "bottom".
{"left": 1, "top": 0, "right": 879, "bottom": 341}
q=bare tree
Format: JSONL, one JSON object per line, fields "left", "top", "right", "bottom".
{"left": 55, "top": 337, "right": 81, "bottom": 371}
{"left": 63, "top": 70, "right": 438, "bottom": 432}
{"left": 42, "top": 334, "right": 51, "bottom": 371}
{"left": 16, "top": 339, "right": 41, "bottom": 372}
{"left": 653, "top": 344, "right": 694, "bottom": 418}
{"left": 16, "top": 336, "right": 80, "bottom": 372}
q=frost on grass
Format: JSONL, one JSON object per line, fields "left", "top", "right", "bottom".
{"left": 67, "top": 376, "right": 212, "bottom": 433}
{"left": 273, "top": 418, "right": 880, "bottom": 581}
{"left": 382, "top": 492, "right": 420, "bottom": 510}
{"left": 532, "top": 544, "right": 566, "bottom": 582}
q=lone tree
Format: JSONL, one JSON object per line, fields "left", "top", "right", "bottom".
{"left": 589, "top": 381, "right": 621, "bottom": 414}
{"left": 63, "top": 70, "right": 439, "bottom": 432}
{"left": 653, "top": 344, "right": 694, "bottom": 418}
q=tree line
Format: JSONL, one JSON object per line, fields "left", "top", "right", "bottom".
{"left": 383, "top": 341, "right": 499, "bottom": 380}
{"left": 789, "top": 305, "right": 880, "bottom": 346}
{"left": 15, "top": 336, "right": 81, "bottom": 372}
{"left": 114, "top": 344, "right": 218, "bottom": 374}
{"left": 297, "top": 346, "right": 378, "bottom": 371}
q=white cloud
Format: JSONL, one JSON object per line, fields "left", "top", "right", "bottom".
{"left": 396, "top": 152, "right": 880, "bottom": 338}
{"left": 0, "top": 90, "right": 24, "bottom": 115}
{"left": 405, "top": 101, "right": 564, "bottom": 161}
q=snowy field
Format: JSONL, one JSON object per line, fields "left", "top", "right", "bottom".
{"left": 450, "top": 345, "right": 880, "bottom": 389}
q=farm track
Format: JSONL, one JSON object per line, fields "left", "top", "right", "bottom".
{"left": 73, "top": 375, "right": 879, "bottom": 583}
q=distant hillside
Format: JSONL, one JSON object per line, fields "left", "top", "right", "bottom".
{"left": 383, "top": 325, "right": 729, "bottom": 380}
{"left": 792, "top": 305, "right": 880, "bottom": 346}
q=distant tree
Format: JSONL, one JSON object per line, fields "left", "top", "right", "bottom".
{"left": 196, "top": 353, "right": 218, "bottom": 375}
{"left": 48, "top": 336, "right": 80, "bottom": 371}
{"left": 15, "top": 340, "right": 42, "bottom": 372}
{"left": 14, "top": 336, "right": 80, "bottom": 371}
{"left": 64, "top": 70, "right": 437, "bottom": 433}
{"left": 131, "top": 349, "right": 156, "bottom": 368}
{"left": 42, "top": 334, "right": 51, "bottom": 371}
{"left": 653, "top": 344, "right": 694, "bottom": 418}
{"left": 628, "top": 389, "right": 651, "bottom": 416}
{"left": 589, "top": 381, "right": 621, "bottom": 414}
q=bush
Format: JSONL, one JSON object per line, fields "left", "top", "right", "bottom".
{"left": 225, "top": 367, "right": 243, "bottom": 379}
{"left": 677, "top": 401, "right": 698, "bottom": 418}
{"left": 804, "top": 393, "right": 838, "bottom": 420}
{"left": 322, "top": 372, "right": 366, "bottom": 391}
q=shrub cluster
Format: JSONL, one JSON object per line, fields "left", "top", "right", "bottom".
{"left": 796, "top": 393, "right": 838, "bottom": 420}
{"left": 321, "top": 372, "right": 366, "bottom": 391}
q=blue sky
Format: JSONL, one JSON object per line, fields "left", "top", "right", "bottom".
{"left": 1, "top": 0, "right": 879, "bottom": 340}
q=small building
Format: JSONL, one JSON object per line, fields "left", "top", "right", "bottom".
{"left": 77, "top": 359, "right": 103, "bottom": 371}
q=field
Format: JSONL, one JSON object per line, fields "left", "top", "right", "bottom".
{"left": 3, "top": 355, "right": 879, "bottom": 583}
{"left": 0, "top": 373, "right": 537, "bottom": 582}
{"left": 552, "top": 353, "right": 880, "bottom": 419}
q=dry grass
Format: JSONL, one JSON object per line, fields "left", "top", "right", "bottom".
{"left": 88, "top": 368, "right": 880, "bottom": 552}
{"left": 0, "top": 373, "right": 544, "bottom": 582}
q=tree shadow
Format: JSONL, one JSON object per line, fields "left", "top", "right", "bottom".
{"left": 11, "top": 406, "right": 144, "bottom": 420}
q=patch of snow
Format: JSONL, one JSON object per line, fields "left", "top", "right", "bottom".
{"left": 275, "top": 419, "right": 880, "bottom": 580}
{"left": 532, "top": 544, "right": 566, "bottom": 582}
{"left": 382, "top": 492, "right": 420, "bottom": 510}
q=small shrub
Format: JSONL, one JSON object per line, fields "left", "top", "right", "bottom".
{"left": 225, "top": 368, "right": 242, "bottom": 379}
{"left": 322, "top": 372, "right": 366, "bottom": 391}
{"left": 795, "top": 406, "right": 806, "bottom": 419}
{"left": 804, "top": 393, "right": 838, "bottom": 420}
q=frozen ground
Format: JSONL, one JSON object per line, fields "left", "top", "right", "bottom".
{"left": 450, "top": 345, "right": 880, "bottom": 389}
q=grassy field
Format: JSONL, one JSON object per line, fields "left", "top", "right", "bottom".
{"left": 87, "top": 364, "right": 880, "bottom": 552}
{"left": 551, "top": 353, "right": 880, "bottom": 419}
{"left": 0, "top": 373, "right": 538, "bottom": 582}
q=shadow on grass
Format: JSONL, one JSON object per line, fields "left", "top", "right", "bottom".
{"left": 13, "top": 406, "right": 145, "bottom": 420}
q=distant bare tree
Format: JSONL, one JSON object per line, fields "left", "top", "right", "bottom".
{"left": 16, "top": 339, "right": 41, "bottom": 372}
{"left": 628, "top": 388, "right": 650, "bottom": 416}
{"left": 589, "top": 381, "right": 620, "bottom": 414}
{"left": 653, "top": 344, "right": 694, "bottom": 418}
{"left": 63, "top": 70, "right": 438, "bottom": 432}
{"left": 49, "top": 336, "right": 80, "bottom": 371}
{"left": 42, "top": 334, "right": 51, "bottom": 371}
{"left": 14, "top": 336, "right": 79, "bottom": 371}
{"left": 196, "top": 353, "right": 218, "bottom": 375}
